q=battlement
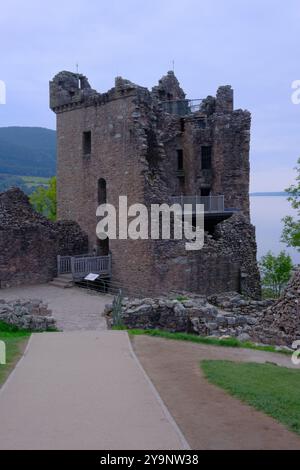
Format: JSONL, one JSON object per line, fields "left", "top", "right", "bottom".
{"left": 50, "top": 70, "right": 237, "bottom": 116}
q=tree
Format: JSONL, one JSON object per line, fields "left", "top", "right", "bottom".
{"left": 282, "top": 158, "right": 300, "bottom": 251}
{"left": 30, "top": 176, "right": 56, "bottom": 221}
{"left": 260, "top": 251, "right": 293, "bottom": 298}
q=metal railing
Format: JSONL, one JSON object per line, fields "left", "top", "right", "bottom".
{"left": 57, "top": 254, "right": 111, "bottom": 279}
{"left": 160, "top": 99, "right": 203, "bottom": 116}
{"left": 171, "top": 195, "right": 225, "bottom": 213}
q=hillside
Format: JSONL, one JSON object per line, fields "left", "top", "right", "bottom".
{"left": 0, "top": 127, "right": 56, "bottom": 177}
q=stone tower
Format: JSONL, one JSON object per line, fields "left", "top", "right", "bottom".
{"left": 50, "top": 70, "right": 261, "bottom": 298}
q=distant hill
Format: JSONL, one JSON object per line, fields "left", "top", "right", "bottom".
{"left": 0, "top": 127, "right": 56, "bottom": 177}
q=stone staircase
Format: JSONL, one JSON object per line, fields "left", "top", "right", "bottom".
{"left": 49, "top": 274, "right": 74, "bottom": 289}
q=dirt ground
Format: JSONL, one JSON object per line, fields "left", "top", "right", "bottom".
{"left": 0, "top": 284, "right": 112, "bottom": 331}
{"left": 131, "top": 335, "right": 300, "bottom": 450}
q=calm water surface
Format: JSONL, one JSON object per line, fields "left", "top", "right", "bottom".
{"left": 250, "top": 196, "right": 299, "bottom": 264}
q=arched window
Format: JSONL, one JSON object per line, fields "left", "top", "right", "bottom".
{"left": 98, "top": 178, "right": 107, "bottom": 205}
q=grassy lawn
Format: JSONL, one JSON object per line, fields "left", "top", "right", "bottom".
{"left": 201, "top": 360, "right": 300, "bottom": 435}
{"left": 119, "top": 328, "right": 291, "bottom": 355}
{"left": 0, "top": 322, "right": 31, "bottom": 387}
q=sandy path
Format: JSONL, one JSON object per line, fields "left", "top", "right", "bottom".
{"left": 132, "top": 335, "right": 300, "bottom": 450}
{"left": 0, "top": 284, "right": 112, "bottom": 331}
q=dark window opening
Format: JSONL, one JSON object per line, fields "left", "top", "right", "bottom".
{"left": 83, "top": 131, "right": 91, "bottom": 155}
{"left": 98, "top": 178, "right": 107, "bottom": 205}
{"left": 97, "top": 237, "right": 109, "bottom": 256}
{"left": 196, "top": 118, "right": 206, "bottom": 129}
{"left": 177, "top": 149, "right": 183, "bottom": 171}
{"left": 201, "top": 187, "right": 211, "bottom": 196}
{"left": 201, "top": 146, "right": 212, "bottom": 169}
{"left": 180, "top": 118, "right": 185, "bottom": 132}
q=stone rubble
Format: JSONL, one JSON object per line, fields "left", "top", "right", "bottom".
{"left": 106, "top": 272, "right": 300, "bottom": 347}
{"left": 0, "top": 298, "right": 56, "bottom": 331}
{"left": 105, "top": 291, "right": 273, "bottom": 341}
{"left": 253, "top": 269, "right": 300, "bottom": 345}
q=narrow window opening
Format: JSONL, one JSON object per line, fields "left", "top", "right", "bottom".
{"left": 177, "top": 149, "right": 183, "bottom": 171}
{"left": 98, "top": 178, "right": 107, "bottom": 205}
{"left": 197, "top": 118, "right": 206, "bottom": 129}
{"left": 201, "top": 146, "right": 212, "bottom": 170}
{"left": 83, "top": 131, "right": 91, "bottom": 155}
{"left": 180, "top": 118, "right": 185, "bottom": 132}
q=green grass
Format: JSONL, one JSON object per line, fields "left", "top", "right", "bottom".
{"left": 201, "top": 360, "right": 300, "bottom": 435}
{"left": 176, "top": 295, "right": 189, "bottom": 302}
{"left": 0, "top": 322, "right": 30, "bottom": 387}
{"left": 115, "top": 328, "right": 291, "bottom": 355}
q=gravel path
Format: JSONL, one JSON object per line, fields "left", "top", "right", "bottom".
{"left": 132, "top": 335, "right": 300, "bottom": 450}
{"left": 0, "top": 284, "right": 112, "bottom": 331}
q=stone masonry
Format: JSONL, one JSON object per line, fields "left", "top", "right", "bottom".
{"left": 0, "top": 298, "right": 56, "bottom": 331}
{"left": 50, "top": 70, "right": 261, "bottom": 298}
{"left": 253, "top": 269, "right": 300, "bottom": 345}
{"left": 105, "top": 292, "right": 273, "bottom": 342}
{"left": 105, "top": 271, "right": 300, "bottom": 347}
{"left": 0, "top": 188, "right": 88, "bottom": 288}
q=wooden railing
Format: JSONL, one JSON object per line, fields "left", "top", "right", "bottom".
{"left": 57, "top": 254, "right": 111, "bottom": 279}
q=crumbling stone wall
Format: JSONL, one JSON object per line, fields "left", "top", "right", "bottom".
{"left": 0, "top": 188, "right": 88, "bottom": 288}
{"left": 50, "top": 70, "right": 260, "bottom": 299}
{"left": 105, "top": 292, "right": 272, "bottom": 341}
{"left": 253, "top": 269, "right": 300, "bottom": 346}
{"left": 0, "top": 298, "right": 56, "bottom": 331}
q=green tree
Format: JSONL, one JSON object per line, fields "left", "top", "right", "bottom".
{"left": 260, "top": 251, "right": 293, "bottom": 298}
{"left": 282, "top": 158, "right": 300, "bottom": 251}
{"left": 30, "top": 176, "right": 56, "bottom": 221}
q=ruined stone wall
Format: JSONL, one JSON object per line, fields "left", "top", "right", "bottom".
{"left": 0, "top": 188, "right": 88, "bottom": 288}
{"left": 105, "top": 292, "right": 273, "bottom": 341}
{"left": 253, "top": 269, "right": 300, "bottom": 346}
{"left": 156, "top": 85, "right": 250, "bottom": 216}
{"left": 148, "top": 214, "right": 261, "bottom": 299}
{"left": 211, "top": 109, "right": 251, "bottom": 216}
{"left": 0, "top": 299, "right": 56, "bottom": 331}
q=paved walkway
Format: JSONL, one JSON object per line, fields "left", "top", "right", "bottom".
{"left": 132, "top": 335, "right": 300, "bottom": 450}
{"left": 0, "top": 331, "right": 188, "bottom": 450}
{"left": 0, "top": 284, "right": 112, "bottom": 331}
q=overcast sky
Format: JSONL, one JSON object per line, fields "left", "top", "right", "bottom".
{"left": 0, "top": 0, "right": 300, "bottom": 191}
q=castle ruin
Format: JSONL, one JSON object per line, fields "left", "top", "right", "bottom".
{"left": 50, "top": 70, "right": 261, "bottom": 298}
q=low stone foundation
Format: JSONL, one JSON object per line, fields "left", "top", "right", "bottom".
{"left": 0, "top": 299, "right": 56, "bottom": 331}
{"left": 105, "top": 292, "right": 273, "bottom": 342}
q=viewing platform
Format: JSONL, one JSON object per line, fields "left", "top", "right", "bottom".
{"left": 160, "top": 99, "right": 203, "bottom": 116}
{"left": 171, "top": 195, "right": 226, "bottom": 213}
{"left": 57, "top": 254, "right": 111, "bottom": 280}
